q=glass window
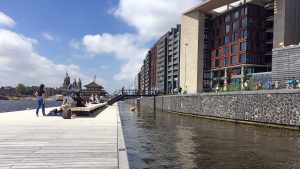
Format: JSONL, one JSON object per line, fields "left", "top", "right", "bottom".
{"left": 232, "top": 21, "right": 238, "bottom": 31}
{"left": 218, "top": 38, "right": 222, "bottom": 46}
{"left": 225, "top": 15, "right": 230, "bottom": 23}
{"left": 231, "top": 32, "right": 239, "bottom": 41}
{"left": 241, "top": 18, "right": 247, "bottom": 28}
{"left": 241, "top": 8, "right": 245, "bottom": 15}
{"left": 241, "top": 30, "right": 251, "bottom": 39}
{"left": 239, "top": 53, "right": 246, "bottom": 62}
{"left": 240, "top": 42, "right": 247, "bottom": 51}
{"left": 224, "top": 57, "right": 229, "bottom": 65}
{"left": 223, "top": 46, "right": 229, "bottom": 55}
{"left": 248, "top": 18, "right": 253, "bottom": 27}
{"left": 219, "top": 17, "right": 222, "bottom": 25}
{"left": 225, "top": 24, "right": 230, "bottom": 34}
{"left": 231, "top": 55, "right": 237, "bottom": 64}
{"left": 234, "top": 11, "right": 239, "bottom": 19}
{"left": 215, "top": 59, "right": 219, "bottom": 67}
{"left": 216, "top": 28, "right": 220, "bottom": 36}
{"left": 231, "top": 44, "right": 238, "bottom": 53}
{"left": 224, "top": 36, "right": 230, "bottom": 45}
{"left": 216, "top": 48, "right": 219, "bottom": 57}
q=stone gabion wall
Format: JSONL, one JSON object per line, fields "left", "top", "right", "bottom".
{"left": 139, "top": 90, "right": 300, "bottom": 127}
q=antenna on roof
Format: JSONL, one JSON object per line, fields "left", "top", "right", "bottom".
{"left": 94, "top": 75, "right": 96, "bottom": 82}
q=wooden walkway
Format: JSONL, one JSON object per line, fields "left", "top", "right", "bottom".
{"left": 0, "top": 104, "right": 129, "bottom": 169}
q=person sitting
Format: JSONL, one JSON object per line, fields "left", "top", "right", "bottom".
{"left": 75, "top": 92, "right": 85, "bottom": 107}
{"left": 58, "top": 93, "right": 76, "bottom": 115}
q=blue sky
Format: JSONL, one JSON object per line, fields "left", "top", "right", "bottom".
{"left": 0, "top": 0, "right": 202, "bottom": 93}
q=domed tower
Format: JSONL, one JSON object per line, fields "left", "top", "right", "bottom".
{"left": 63, "top": 72, "right": 70, "bottom": 89}
{"left": 78, "top": 78, "right": 82, "bottom": 90}
{"left": 73, "top": 79, "right": 77, "bottom": 89}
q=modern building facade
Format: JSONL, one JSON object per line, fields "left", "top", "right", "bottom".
{"left": 156, "top": 33, "right": 168, "bottom": 92}
{"left": 140, "top": 65, "right": 145, "bottom": 92}
{"left": 144, "top": 52, "right": 151, "bottom": 92}
{"left": 272, "top": 45, "right": 300, "bottom": 86}
{"left": 166, "top": 25, "right": 181, "bottom": 93}
{"left": 180, "top": 0, "right": 300, "bottom": 93}
{"left": 150, "top": 45, "right": 157, "bottom": 90}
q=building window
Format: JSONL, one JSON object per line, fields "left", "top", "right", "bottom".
{"left": 216, "top": 48, "right": 219, "bottom": 57}
{"left": 218, "top": 38, "right": 222, "bottom": 46}
{"left": 241, "top": 18, "right": 247, "bottom": 28}
{"left": 215, "top": 59, "right": 219, "bottom": 67}
{"left": 224, "top": 57, "right": 229, "bottom": 65}
{"left": 219, "top": 17, "right": 222, "bottom": 25}
{"left": 241, "top": 30, "right": 251, "bottom": 39}
{"left": 232, "top": 21, "right": 238, "bottom": 31}
{"left": 234, "top": 11, "right": 239, "bottom": 19}
{"left": 231, "top": 44, "right": 238, "bottom": 53}
{"left": 216, "top": 28, "right": 220, "bottom": 36}
{"left": 231, "top": 55, "right": 237, "bottom": 64}
{"left": 223, "top": 46, "right": 229, "bottom": 55}
{"left": 204, "top": 72, "right": 211, "bottom": 79}
{"left": 231, "top": 32, "right": 238, "bottom": 42}
{"left": 240, "top": 42, "right": 247, "bottom": 51}
{"left": 224, "top": 36, "right": 230, "bottom": 45}
{"left": 225, "top": 24, "right": 230, "bottom": 34}
{"left": 239, "top": 53, "right": 251, "bottom": 63}
{"left": 225, "top": 15, "right": 230, "bottom": 23}
{"left": 241, "top": 7, "right": 245, "bottom": 15}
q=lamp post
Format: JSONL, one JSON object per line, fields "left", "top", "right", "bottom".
{"left": 184, "top": 43, "right": 188, "bottom": 93}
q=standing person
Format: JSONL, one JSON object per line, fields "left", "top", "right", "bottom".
{"left": 266, "top": 79, "right": 271, "bottom": 89}
{"left": 291, "top": 77, "right": 297, "bottom": 89}
{"left": 35, "top": 84, "right": 45, "bottom": 116}
{"left": 178, "top": 86, "right": 182, "bottom": 95}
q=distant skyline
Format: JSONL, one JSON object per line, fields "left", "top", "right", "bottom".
{"left": 0, "top": 0, "right": 203, "bottom": 93}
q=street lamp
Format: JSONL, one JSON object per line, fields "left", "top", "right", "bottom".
{"left": 184, "top": 43, "right": 188, "bottom": 93}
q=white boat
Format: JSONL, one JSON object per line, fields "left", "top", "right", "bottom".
{"left": 55, "top": 94, "right": 63, "bottom": 101}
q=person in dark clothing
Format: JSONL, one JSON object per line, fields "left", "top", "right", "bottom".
{"left": 178, "top": 86, "right": 182, "bottom": 94}
{"left": 35, "top": 84, "right": 45, "bottom": 116}
{"left": 75, "top": 92, "right": 85, "bottom": 107}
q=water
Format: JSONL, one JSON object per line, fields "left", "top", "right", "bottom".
{"left": 0, "top": 100, "right": 61, "bottom": 113}
{"left": 119, "top": 101, "right": 300, "bottom": 169}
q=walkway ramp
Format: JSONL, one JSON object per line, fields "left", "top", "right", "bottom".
{"left": 0, "top": 104, "right": 129, "bottom": 169}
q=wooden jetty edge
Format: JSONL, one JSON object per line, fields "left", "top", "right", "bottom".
{"left": 0, "top": 103, "right": 129, "bottom": 169}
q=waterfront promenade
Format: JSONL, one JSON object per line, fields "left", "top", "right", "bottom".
{"left": 0, "top": 104, "right": 129, "bottom": 169}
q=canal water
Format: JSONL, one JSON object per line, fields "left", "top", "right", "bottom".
{"left": 0, "top": 100, "right": 61, "bottom": 113}
{"left": 119, "top": 101, "right": 300, "bottom": 169}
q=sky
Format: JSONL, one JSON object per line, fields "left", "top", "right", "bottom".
{"left": 0, "top": 0, "right": 203, "bottom": 93}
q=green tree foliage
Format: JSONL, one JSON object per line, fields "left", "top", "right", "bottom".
{"left": 243, "top": 68, "right": 252, "bottom": 84}
{"left": 226, "top": 69, "right": 232, "bottom": 85}
{"left": 16, "top": 84, "right": 26, "bottom": 96}
{"left": 213, "top": 69, "right": 223, "bottom": 87}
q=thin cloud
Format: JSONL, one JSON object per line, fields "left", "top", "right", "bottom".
{"left": 42, "top": 32, "right": 60, "bottom": 41}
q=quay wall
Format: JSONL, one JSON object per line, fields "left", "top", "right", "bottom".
{"left": 138, "top": 90, "right": 300, "bottom": 128}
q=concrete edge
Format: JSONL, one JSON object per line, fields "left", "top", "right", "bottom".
{"left": 158, "top": 89, "right": 300, "bottom": 98}
{"left": 116, "top": 103, "right": 130, "bottom": 169}
{"left": 149, "top": 106, "right": 300, "bottom": 131}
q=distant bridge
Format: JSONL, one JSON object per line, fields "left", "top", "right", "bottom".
{"left": 107, "top": 89, "right": 159, "bottom": 105}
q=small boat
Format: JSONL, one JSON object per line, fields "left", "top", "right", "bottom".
{"left": 55, "top": 94, "right": 63, "bottom": 101}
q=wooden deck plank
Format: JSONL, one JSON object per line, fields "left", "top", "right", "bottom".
{"left": 0, "top": 104, "right": 127, "bottom": 169}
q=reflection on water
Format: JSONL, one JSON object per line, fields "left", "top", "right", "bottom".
{"left": 119, "top": 101, "right": 300, "bottom": 169}
{"left": 0, "top": 100, "right": 61, "bottom": 113}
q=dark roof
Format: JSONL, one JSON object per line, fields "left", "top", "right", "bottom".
{"left": 84, "top": 82, "right": 103, "bottom": 88}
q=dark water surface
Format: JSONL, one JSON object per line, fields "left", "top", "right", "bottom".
{"left": 0, "top": 100, "right": 61, "bottom": 113}
{"left": 119, "top": 101, "right": 300, "bottom": 169}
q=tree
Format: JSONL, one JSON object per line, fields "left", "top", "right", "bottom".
{"left": 242, "top": 68, "right": 252, "bottom": 90}
{"left": 213, "top": 69, "right": 223, "bottom": 87}
{"left": 16, "top": 84, "right": 26, "bottom": 96}
{"left": 226, "top": 69, "right": 232, "bottom": 85}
